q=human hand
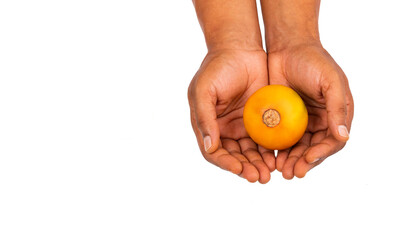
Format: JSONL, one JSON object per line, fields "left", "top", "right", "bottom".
{"left": 188, "top": 50, "right": 276, "bottom": 183}
{"left": 267, "top": 41, "right": 354, "bottom": 179}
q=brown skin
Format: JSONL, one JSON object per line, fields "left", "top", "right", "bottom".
{"left": 189, "top": 0, "right": 354, "bottom": 182}
{"left": 267, "top": 42, "right": 354, "bottom": 179}
{"left": 189, "top": 0, "right": 275, "bottom": 183}
{"left": 188, "top": 50, "right": 274, "bottom": 183}
{"left": 261, "top": 0, "right": 354, "bottom": 179}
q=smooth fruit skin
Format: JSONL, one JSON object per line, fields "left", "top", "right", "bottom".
{"left": 243, "top": 85, "right": 308, "bottom": 150}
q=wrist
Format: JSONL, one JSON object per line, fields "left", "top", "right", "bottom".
{"left": 205, "top": 28, "right": 264, "bottom": 53}
{"left": 261, "top": 0, "right": 321, "bottom": 52}
{"left": 194, "top": 0, "right": 264, "bottom": 53}
{"left": 265, "top": 19, "right": 321, "bottom": 52}
{"left": 266, "top": 35, "right": 321, "bottom": 53}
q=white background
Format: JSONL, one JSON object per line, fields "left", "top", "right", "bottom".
{"left": 1, "top": 0, "right": 406, "bottom": 239}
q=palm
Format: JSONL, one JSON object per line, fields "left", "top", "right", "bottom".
{"left": 213, "top": 52, "right": 268, "bottom": 140}
{"left": 267, "top": 44, "right": 352, "bottom": 179}
{"left": 189, "top": 50, "right": 275, "bottom": 183}
{"left": 269, "top": 45, "right": 332, "bottom": 131}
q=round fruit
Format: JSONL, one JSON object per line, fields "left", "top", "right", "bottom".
{"left": 243, "top": 85, "right": 308, "bottom": 150}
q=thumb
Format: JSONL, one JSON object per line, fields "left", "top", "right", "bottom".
{"left": 193, "top": 85, "right": 220, "bottom": 154}
{"left": 322, "top": 77, "right": 350, "bottom": 142}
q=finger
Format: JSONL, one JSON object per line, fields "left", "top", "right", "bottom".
{"left": 239, "top": 138, "right": 270, "bottom": 184}
{"left": 304, "top": 135, "right": 345, "bottom": 164}
{"left": 301, "top": 130, "right": 324, "bottom": 163}
{"left": 222, "top": 139, "right": 248, "bottom": 163}
{"left": 258, "top": 146, "right": 276, "bottom": 172}
{"left": 309, "top": 130, "right": 326, "bottom": 147}
{"left": 282, "top": 133, "right": 311, "bottom": 180}
{"left": 321, "top": 74, "right": 349, "bottom": 142}
{"left": 222, "top": 139, "right": 259, "bottom": 183}
{"left": 294, "top": 157, "right": 325, "bottom": 178}
{"left": 240, "top": 162, "right": 260, "bottom": 183}
{"left": 294, "top": 157, "right": 309, "bottom": 178}
{"left": 189, "top": 81, "right": 220, "bottom": 154}
{"left": 276, "top": 149, "right": 290, "bottom": 172}
{"left": 190, "top": 113, "right": 242, "bottom": 174}
{"left": 205, "top": 148, "right": 243, "bottom": 175}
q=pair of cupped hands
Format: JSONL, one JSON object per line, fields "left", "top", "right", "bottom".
{"left": 188, "top": 41, "right": 354, "bottom": 183}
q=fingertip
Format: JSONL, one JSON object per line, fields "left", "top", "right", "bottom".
{"left": 203, "top": 135, "right": 213, "bottom": 153}
{"left": 283, "top": 171, "right": 294, "bottom": 180}
{"left": 230, "top": 162, "right": 243, "bottom": 175}
{"left": 294, "top": 158, "right": 309, "bottom": 178}
{"left": 296, "top": 172, "right": 307, "bottom": 178}
{"left": 251, "top": 160, "right": 271, "bottom": 184}
{"left": 240, "top": 162, "right": 259, "bottom": 183}
{"left": 294, "top": 167, "right": 307, "bottom": 178}
{"left": 259, "top": 178, "right": 270, "bottom": 184}
{"left": 258, "top": 169, "right": 271, "bottom": 184}
{"left": 267, "top": 162, "right": 276, "bottom": 173}
{"left": 246, "top": 174, "right": 259, "bottom": 183}
{"left": 281, "top": 153, "right": 302, "bottom": 180}
{"left": 246, "top": 171, "right": 259, "bottom": 183}
{"left": 304, "top": 147, "right": 318, "bottom": 164}
{"left": 263, "top": 154, "right": 276, "bottom": 173}
{"left": 203, "top": 135, "right": 221, "bottom": 154}
{"left": 260, "top": 151, "right": 276, "bottom": 173}
{"left": 276, "top": 151, "right": 288, "bottom": 172}
{"left": 282, "top": 166, "right": 294, "bottom": 180}
{"left": 336, "top": 125, "right": 350, "bottom": 142}
{"left": 329, "top": 121, "right": 349, "bottom": 142}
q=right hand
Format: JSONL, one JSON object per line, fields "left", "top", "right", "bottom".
{"left": 188, "top": 49, "right": 275, "bottom": 183}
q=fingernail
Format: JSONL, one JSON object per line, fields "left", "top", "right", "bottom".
{"left": 204, "top": 136, "right": 212, "bottom": 152}
{"left": 338, "top": 125, "right": 349, "bottom": 138}
{"left": 312, "top": 158, "right": 321, "bottom": 164}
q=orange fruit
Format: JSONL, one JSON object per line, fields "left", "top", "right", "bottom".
{"left": 243, "top": 85, "right": 308, "bottom": 150}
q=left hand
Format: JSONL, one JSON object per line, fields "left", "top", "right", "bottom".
{"left": 267, "top": 40, "right": 354, "bottom": 179}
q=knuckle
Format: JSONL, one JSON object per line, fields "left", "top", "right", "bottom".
{"left": 196, "top": 117, "right": 208, "bottom": 129}
{"left": 337, "top": 106, "right": 347, "bottom": 115}
{"left": 327, "top": 106, "right": 346, "bottom": 116}
{"left": 241, "top": 148, "right": 257, "bottom": 155}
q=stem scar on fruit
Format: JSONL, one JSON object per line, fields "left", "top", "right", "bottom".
{"left": 243, "top": 85, "right": 308, "bottom": 150}
{"left": 262, "top": 109, "right": 280, "bottom": 128}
